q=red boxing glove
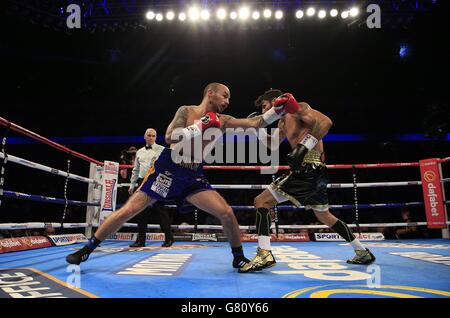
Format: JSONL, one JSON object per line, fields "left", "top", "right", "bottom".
{"left": 273, "top": 93, "right": 301, "bottom": 114}
{"left": 182, "top": 111, "right": 221, "bottom": 140}
{"left": 199, "top": 112, "right": 221, "bottom": 130}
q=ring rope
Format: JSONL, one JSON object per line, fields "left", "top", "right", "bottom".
{"left": 117, "top": 181, "right": 423, "bottom": 189}
{"left": 0, "top": 117, "right": 103, "bottom": 166}
{"left": 2, "top": 117, "right": 448, "bottom": 171}
{"left": 220, "top": 202, "right": 427, "bottom": 210}
{"left": 119, "top": 222, "right": 450, "bottom": 231}
{"left": 1, "top": 201, "right": 448, "bottom": 230}
{"left": 202, "top": 163, "right": 421, "bottom": 170}
{"left": 2, "top": 190, "right": 100, "bottom": 207}
{"left": 114, "top": 201, "right": 428, "bottom": 211}
{"left": 2, "top": 221, "right": 450, "bottom": 231}
{"left": 0, "top": 222, "right": 423, "bottom": 231}
{"left": 0, "top": 152, "right": 97, "bottom": 184}
{"left": 1, "top": 116, "right": 447, "bottom": 238}
{"left": 0, "top": 222, "right": 89, "bottom": 230}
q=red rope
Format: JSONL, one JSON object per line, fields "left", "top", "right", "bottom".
{"left": 2, "top": 116, "right": 448, "bottom": 169}
{"left": 0, "top": 117, "right": 103, "bottom": 166}
{"left": 202, "top": 162, "right": 420, "bottom": 170}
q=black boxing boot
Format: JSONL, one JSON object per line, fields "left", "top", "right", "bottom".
{"left": 66, "top": 236, "right": 101, "bottom": 265}
{"left": 231, "top": 245, "right": 253, "bottom": 269}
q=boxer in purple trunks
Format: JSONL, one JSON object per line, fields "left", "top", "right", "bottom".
{"left": 66, "top": 82, "right": 301, "bottom": 270}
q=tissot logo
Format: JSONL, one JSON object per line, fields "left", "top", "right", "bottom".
{"left": 424, "top": 170, "right": 436, "bottom": 182}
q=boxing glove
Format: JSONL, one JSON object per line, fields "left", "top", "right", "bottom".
{"left": 286, "top": 134, "right": 318, "bottom": 170}
{"left": 272, "top": 93, "right": 302, "bottom": 114}
{"left": 181, "top": 111, "right": 221, "bottom": 140}
{"left": 262, "top": 93, "right": 302, "bottom": 124}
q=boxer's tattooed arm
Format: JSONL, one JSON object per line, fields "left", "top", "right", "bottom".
{"left": 165, "top": 106, "right": 188, "bottom": 144}
{"left": 298, "top": 102, "right": 311, "bottom": 115}
{"left": 310, "top": 121, "right": 322, "bottom": 139}
{"left": 295, "top": 103, "right": 333, "bottom": 140}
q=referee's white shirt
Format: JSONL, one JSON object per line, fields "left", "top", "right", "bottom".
{"left": 129, "top": 143, "right": 165, "bottom": 189}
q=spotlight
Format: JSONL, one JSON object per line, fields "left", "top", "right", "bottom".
{"left": 178, "top": 12, "right": 186, "bottom": 21}
{"left": 263, "top": 9, "right": 272, "bottom": 18}
{"left": 239, "top": 7, "right": 250, "bottom": 20}
{"left": 145, "top": 11, "right": 155, "bottom": 20}
{"left": 188, "top": 7, "right": 200, "bottom": 21}
{"left": 296, "top": 10, "right": 304, "bottom": 19}
{"left": 275, "top": 10, "right": 283, "bottom": 20}
{"left": 217, "top": 8, "right": 227, "bottom": 20}
{"left": 155, "top": 13, "right": 163, "bottom": 22}
{"left": 350, "top": 7, "right": 359, "bottom": 17}
{"left": 252, "top": 11, "right": 260, "bottom": 20}
{"left": 306, "top": 8, "right": 315, "bottom": 17}
{"left": 318, "top": 10, "right": 326, "bottom": 19}
{"left": 330, "top": 9, "right": 338, "bottom": 17}
{"left": 230, "top": 11, "right": 237, "bottom": 20}
{"left": 341, "top": 11, "right": 349, "bottom": 19}
{"left": 166, "top": 11, "right": 175, "bottom": 21}
{"left": 200, "top": 9, "right": 210, "bottom": 20}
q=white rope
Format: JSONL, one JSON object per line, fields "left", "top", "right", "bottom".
{"left": 117, "top": 221, "right": 450, "bottom": 230}
{"left": 0, "top": 222, "right": 89, "bottom": 230}
{"left": 213, "top": 181, "right": 422, "bottom": 189}
{"left": 2, "top": 221, "right": 448, "bottom": 231}
{"left": 117, "top": 181, "right": 423, "bottom": 190}
{"left": 117, "top": 183, "right": 136, "bottom": 188}
{"left": 0, "top": 152, "right": 96, "bottom": 184}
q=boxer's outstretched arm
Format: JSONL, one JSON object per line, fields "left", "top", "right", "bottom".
{"left": 165, "top": 106, "right": 188, "bottom": 144}
{"left": 220, "top": 114, "right": 268, "bottom": 129}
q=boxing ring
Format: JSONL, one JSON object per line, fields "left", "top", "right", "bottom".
{"left": 0, "top": 116, "right": 449, "bottom": 298}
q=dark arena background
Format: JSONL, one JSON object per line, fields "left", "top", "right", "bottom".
{"left": 0, "top": 0, "right": 449, "bottom": 304}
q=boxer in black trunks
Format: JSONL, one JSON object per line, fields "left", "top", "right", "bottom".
{"left": 239, "top": 89, "right": 376, "bottom": 273}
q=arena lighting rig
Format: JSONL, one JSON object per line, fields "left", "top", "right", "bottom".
{"left": 7, "top": 0, "right": 442, "bottom": 32}
{"left": 143, "top": 5, "right": 361, "bottom": 23}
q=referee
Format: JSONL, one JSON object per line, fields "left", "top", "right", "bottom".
{"left": 128, "top": 128, "right": 174, "bottom": 247}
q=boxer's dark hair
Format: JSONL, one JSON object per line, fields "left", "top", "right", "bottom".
{"left": 254, "top": 89, "right": 283, "bottom": 108}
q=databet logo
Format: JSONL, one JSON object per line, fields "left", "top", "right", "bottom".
{"left": 419, "top": 159, "right": 446, "bottom": 228}
{"left": 423, "top": 170, "right": 436, "bottom": 182}
{"left": 423, "top": 170, "right": 440, "bottom": 217}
